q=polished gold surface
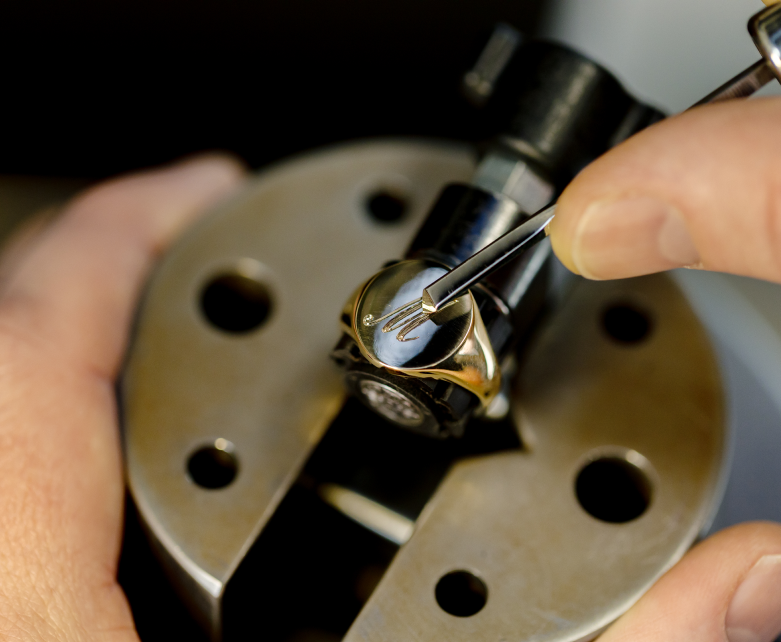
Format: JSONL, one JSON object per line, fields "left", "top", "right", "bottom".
{"left": 418, "top": 301, "right": 499, "bottom": 405}
{"left": 351, "top": 259, "right": 501, "bottom": 405}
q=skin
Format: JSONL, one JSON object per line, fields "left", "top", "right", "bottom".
{"left": 550, "top": 98, "right": 781, "bottom": 282}
{"left": 547, "top": 2, "right": 781, "bottom": 639}
{"left": 551, "top": 0, "right": 781, "bottom": 284}
{"left": 0, "top": 155, "right": 245, "bottom": 640}
{"left": 4, "top": 10, "right": 781, "bottom": 633}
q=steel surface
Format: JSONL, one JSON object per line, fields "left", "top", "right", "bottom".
{"left": 346, "top": 275, "right": 724, "bottom": 642}
{"left": 122, "top": 140, "right": 724, "bottom": 641}
{"left": 122, "top": 140, "right": 476, "bottom": 636}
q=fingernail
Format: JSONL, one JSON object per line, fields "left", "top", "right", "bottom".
{"left": 726, "top": 554, "right": 781, "bottom": 642}
{"left": 166, "top": 153, "right": 247, "bottom": 193}
{"left": 571, "top": 196, "right": 699, "bottom": 279}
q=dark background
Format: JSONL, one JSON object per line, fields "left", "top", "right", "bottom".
{"left": 0, "top": 0, "right": 546, "bottom": 179}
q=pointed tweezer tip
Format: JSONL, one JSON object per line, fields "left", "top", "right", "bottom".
{"left": 421, "top": 290, "right": 437, "bottom": 313}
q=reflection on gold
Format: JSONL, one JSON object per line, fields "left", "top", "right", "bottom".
{"left": 343, "top": 271, "right": 501, "bottom": 406}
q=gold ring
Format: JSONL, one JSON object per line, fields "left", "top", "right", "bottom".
{"left": 340, "top": 259, "right": 501, "bottom": 406}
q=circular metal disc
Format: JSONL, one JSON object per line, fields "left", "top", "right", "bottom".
{"left": 121, "top": 140, "right": 725, "bottom": 640}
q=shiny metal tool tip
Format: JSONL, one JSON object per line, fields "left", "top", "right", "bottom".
{"left": 420, "top": 1, "right": 781, "bottom": 314}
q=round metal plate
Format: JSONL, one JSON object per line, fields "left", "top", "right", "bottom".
{"left": 121, "top": 139, "right": 725, "bottom": 641}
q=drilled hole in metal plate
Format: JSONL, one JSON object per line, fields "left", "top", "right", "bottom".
{"left": 187, "top": 441, "right": 238, "bottom": 489}
{"left": 576, "top": 456, "right": 652, "bottom": 523}
{"left": 602, "top": 303, "right": 652, "bottom": 344}
{"left": 435, "top": 570, "right": 488, "bottom": 617}
{"left": 364, "top": 189, "right": 408, "bottom": 223}
{"left": 200, "top": 272, "right": 272, "bottom": 334}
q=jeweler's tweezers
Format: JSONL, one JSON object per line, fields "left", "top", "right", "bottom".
{"left": 421, "top": 204, "right": 556, "bottom": 312}
{"left": 421, "top": 2, "right": 781, "bottom": 314}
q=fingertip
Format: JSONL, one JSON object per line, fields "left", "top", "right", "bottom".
{"left": 545, "top": 99, "right": 781, "bottom": 283}
{"left": 147, "top": 152, "right": 249, "bottom": 234}
{"left": 79, "top": 151, "right": 248, "bottom": 209}
{"left": 162, "top": 151, "right": 249, "bottom": 189}
{"left": 549, "top": 210, "right": 582, "bottom": 276}
{"left": 68, "top": 151, "right": 249, "bottom": 253}
{"left": 161, "top": 155, "right": 248, "bottom": 255}
{"left": 137, "top": 151, "right": 249, "bottom": 215}
{"left": 599, "top": 521, "right": 781, "bottom": 642}
{"left": 0, "top": 152, "right": 251, "bottom": 377}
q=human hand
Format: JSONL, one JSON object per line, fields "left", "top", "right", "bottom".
{"left": 550, "top": 97, "right": 781, "bottom": 283}
{"left": 0, "top": 155, "right": 244, "bottom": 640}
{"left": 548, "top": 21, "right": 781, "bottom": 639}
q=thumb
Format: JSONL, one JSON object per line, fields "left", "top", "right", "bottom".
{"left": 550, "top": 98, "right": 781, "bottom": 282}
{"left": 598, "top": 522, "right": 781, "bottom": 642}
